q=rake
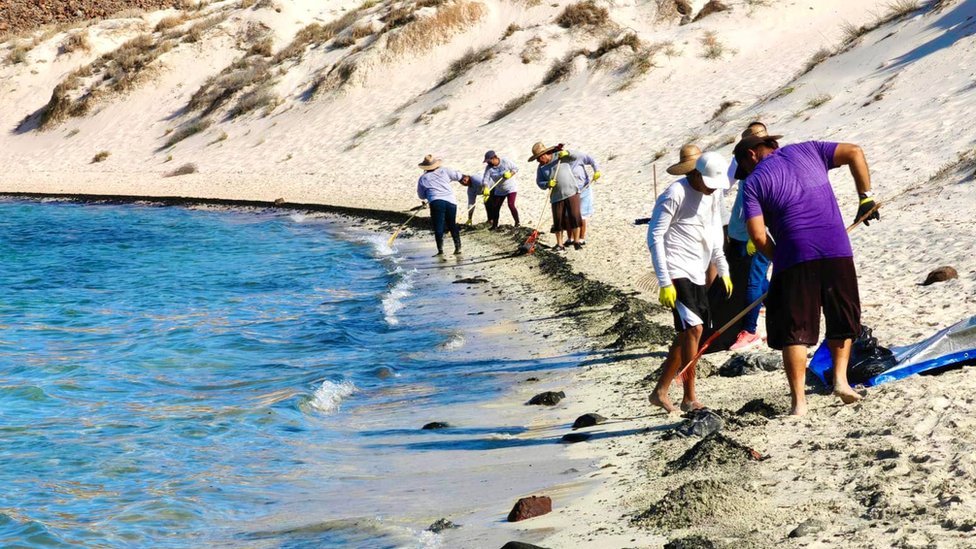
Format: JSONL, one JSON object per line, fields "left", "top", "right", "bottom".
{"left": 518, "top": 152, "right": 563, "bottom": 254}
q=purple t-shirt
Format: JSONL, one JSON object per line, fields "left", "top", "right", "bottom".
{"left": 741, "top": 141, "right": 852, "bottom": 273}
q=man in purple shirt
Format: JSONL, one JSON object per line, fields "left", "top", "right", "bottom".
{"left": 735, "top": 135, "right": 880, "bottom": 416}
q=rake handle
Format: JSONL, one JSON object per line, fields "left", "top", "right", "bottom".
{"left": 673, "top": 201, "right": 884, "bottom": 379}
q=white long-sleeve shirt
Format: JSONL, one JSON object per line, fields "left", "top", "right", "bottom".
{"left": 647, "top": 178, "right": 729, "bottom": 288}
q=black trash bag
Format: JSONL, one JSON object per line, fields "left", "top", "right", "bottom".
{"left": 847, "top": 326, "right": 896, "bottom": 385}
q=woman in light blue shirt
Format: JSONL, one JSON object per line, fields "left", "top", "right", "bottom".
{"left": 416, "top": 155, "right": 464, "bottom": 256}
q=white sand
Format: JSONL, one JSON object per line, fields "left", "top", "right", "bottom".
{"left": 2, "top": 0, "right": 976, "bottom": 546}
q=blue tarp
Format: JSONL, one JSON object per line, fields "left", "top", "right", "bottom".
{"left": 810, "top": 316, "right": 976, "bottom": 387}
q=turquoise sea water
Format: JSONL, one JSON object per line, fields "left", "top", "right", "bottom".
{"left": 0, "top": 200, "right": 566, "bottom": 548}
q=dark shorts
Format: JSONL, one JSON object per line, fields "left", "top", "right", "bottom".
{"left": 766, "top": 257, "right": 861, "bottom": 350}
{"left": 550, "top": 194, "right": 582, "bottom": 232}
{"left": 671, "top": 278, "right": 711, "bottom": 333}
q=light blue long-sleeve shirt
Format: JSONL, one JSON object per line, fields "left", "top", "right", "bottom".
{"left": 535, "top": 152, "right": 580, "bottom": 203}
{"left": 465, "top": 173, "right": 485, "bottom": 208}
{"left": 483, "top": 158, "right": 518, "bottom": 196}
{"left": 569, "top": 150, "right": 600, "bottom": 190}
{"left": 726, "top": 158, "right": 749, "bottom": 241}
{"left": 417, "top": 166, "right": 463, "bottom": 205}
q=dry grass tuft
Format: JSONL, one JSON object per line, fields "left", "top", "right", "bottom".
{"left": 155, "top": 14, "right": 188, "bottom": 32}
{"left": 617, "top": 41, "right": 667, "bottom": 90}
{"left": 414, "top": 104, "right": 448, "bottom": 124}
{"left": 711, "top": 100, "right": 739, "bottom": 120}
{"left": 521, "top": 36, "right": 545, "bottom": 64}
{"left": 489, "top": 90, "right": 537, "bottom": 123}
{"left": 382, "top": 6, "right": 417, "bottom": 31}
{"left": 91, "top": 151, "right": 111, "bottom": 163}
{"left": 802, "top": 47, "right": 832, "bottom": 75}
{"left": 700, "top": 30, "right": 725, "bottom": 59}
{"left": 166, "top": 163, "right": 199, "bottom": 177}
{"left": 589, "top": 32, "right": 642, "bottom": 59}
{"left": 555, "top": 1, "right": 610, "bottom": 29}
{"left": 248, "top": 36, "right": 274, "bottom": 57}
{"left": 230, "top": 84, "right": 281, "bottom": 117}
{"left": 59, "top": 31, "right": 92, "bottom": 55}
{"left": 542, "top": 51, "right": 581, "bottom": 85}
{"left": 6, "top": 42, "right": 32, "bottom": 65}
{"left": 807, "top": 93, "right": 832, "bottom": 108}
{"left": 163, "top": 118, "right": 211, "bottom": 148}
{"left": 438, "top": 46, "right": 494, "bottom": 87}
{"left": 185, "top": 15, "right": 224, "bottom": 43}
{"left": 503, "top": 23, "right": 521, "bottom": 39}
{"left": 188, "top": 59, "right": 271, "bottom": 115}
{"left": 692, "top": 0, "right": 729, "bottom": 22}
{"left": 386, "top": 1, "right": 487, "bottom": 56}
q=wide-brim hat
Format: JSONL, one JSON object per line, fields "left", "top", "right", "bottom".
{"left": 666, "top": 144, "right": 702, "bottom": 175}
{"left": 732, "top": 135, "right": 780, "bottom": 179}
{"left": 528, "top": 141, "right": 559, "bottom": 162}
{"left": 741, "top": 125, "right": 783, "bottom": 140}
{"left": 418, "top": 154, "right": 441, "bottom": 171}
{"left": 696, "top": 151, "right": 730, "bottom": 190}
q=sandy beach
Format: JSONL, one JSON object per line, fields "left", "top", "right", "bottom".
{"left": 2, "top": 0, "right": 976, "bottom": 546}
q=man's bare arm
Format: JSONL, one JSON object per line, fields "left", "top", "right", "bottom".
{"left": 746, "top": 215, "right": 774, "bottom": 259}
{"left": 833, "top": 143, "right": 871, "bottom": 196}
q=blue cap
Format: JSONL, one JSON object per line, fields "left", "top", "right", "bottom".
{"left": 483, "top": 150, "right": 497, "bottom": 163}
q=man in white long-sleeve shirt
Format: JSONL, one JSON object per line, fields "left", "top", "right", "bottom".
{"left": 647, "top": 147, "right": 733, "bottom": 413}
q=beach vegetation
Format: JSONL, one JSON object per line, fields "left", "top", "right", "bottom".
{"left": 652, "top": 148, "right": 667, "bottom": 162}
{"left": 589, "top": 33, "right": 642, "bottom": 59}
{"left": 807, "top": 93, "right": 832, "bottom": 108}
{"left": 166, "top": 163, "right": 199, "bottom": 177}
{"left": 184, "top": 15, "right": 224, "bottom": 43}
{"left": 711, "top": 100, "right": 739, "bottom": 120}
{"left": 6, "top": 42, "right": 32, "bottom": 65}
{"left": 92, "top": 151, "right": 111, "bottom": 163}
{"left": 489, "top": 90, "right": 537, "bottom": 123}
{"left": 542, "top": 51, "right": 580, "bottom": 86}
{"left": 555, "top": 1, "right": 610, "bottom": 29}
{"left": 188, "top": 58, "right": 270, "bottom": 115}
{"left": 155, "top": 14, "right": 188, "bottom": 33}
{"left": 208, "top": 131, "right": 228, "bottom": 145}
{"left": 414, "top": 104, "right": 448, "bottom": 124}
{"left": 248, "top": 36, "right": 274, "bottom": 57}
{"left": 770, "top": 86, "right": 795, "bottom": 100}
{"left": 382, "top": 6, "right": 417, "bottom": 32}
{"left": 438, "top": 46, "right": 494, "bottom": 87}
{"left": 255, "top": 0, "right": 278, "bottom": 9}
{"left": 502, "top": 24, "right": 521, "bottom": 40}
{"left": 521, "top": 36, "right": 545, "bottom": 64}
{"left": 59, "top": 31, "right": 92, "bottom": 55}
{"left": 162, "top": 118, "right": 211, "bottom": 149}
{"left": 229, "top": 85, "right": 281, "bottom": 118}
{"left": 802, "top": 47, "right": 832, "bottom": 75}
{"left": 700, "top": 31, "right": 725, "bottom": 59}
{"left": 386, "top": 1, "right": 487, "bottom": 56}
{"left": 240, "top": 0, "right": 257, "bottom": 7}
{"left": 66, "top": 128, "right": 80, "bottom": 138}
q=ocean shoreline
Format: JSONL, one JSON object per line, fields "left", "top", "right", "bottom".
{"left": 1, "top": 193, "right": 669, "bottom": 547}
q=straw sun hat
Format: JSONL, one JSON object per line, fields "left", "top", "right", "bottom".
{"left": 527, "top": 142, "right": 561, "bottom": 162}
{"left": 418, "top": 154, "right": 441, "bottom": 171}
{"left": 666, "top": 144, "right": 702, "bottom": 175}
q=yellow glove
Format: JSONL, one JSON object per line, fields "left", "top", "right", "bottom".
{"left": 659, "top": 285, "right": 677, "bottom": 309}
{"left": 558, "top": 150, "right": 570, "bottom": 158}
{"left": 465, "top": 218, "right": 473, "bottom": 226}
{"left": 482, "top": 186, "right": 490, "bottom": 197}
{"left": 722, "top": 275, "right": 733, "bottom": 298}
{"left": 746, "top": 240, "right": 756, "bottom": 256}
{"left": 592, "top": 171, "right": 601, "bottom": 181}
{"left": 503, "top": 170, "right": 513, "bottom": 179}
{"left": 547, "top": 179, "right": 557, "bottom": 189}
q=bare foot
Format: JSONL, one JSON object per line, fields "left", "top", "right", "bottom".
{"left": 790, "top": 402, "right": 808, "bottom": 416}
{"left": 680, "top": 400, "right": 705, "bottom": 412}
{"left": 833, "top": 384, "right": 863, "bottom": 405}
{"left": 649, "top": 391, "right": 678, "bottom": 413}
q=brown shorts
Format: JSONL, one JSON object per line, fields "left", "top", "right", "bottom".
{"left": 766, "top": 257, "right": 861, "bottom": 350}
{"left": 550, "top": 194, "right": 582, "bottom": 233}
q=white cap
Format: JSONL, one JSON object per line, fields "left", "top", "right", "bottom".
{"left": 696, "top": 151, "right": 730, "bottom": 190}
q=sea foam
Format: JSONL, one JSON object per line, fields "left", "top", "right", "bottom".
{"left": 309, "top": 380, "right": 356, "bottom": 414}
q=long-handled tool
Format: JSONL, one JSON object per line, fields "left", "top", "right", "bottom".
{"left": 674, "top": 202, "right": 883, "bottom": 383}
{"left": 387, "top": 204, "right": 425, "bottom": 247}
{"left": 518, "top": 155, "right": 563, "bottom": 254}
{"left": 466, "top": 175, "right": 503, "bottom": 218}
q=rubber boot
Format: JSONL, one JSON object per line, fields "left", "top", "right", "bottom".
{"left": 453, "top": 235, "right": 462, "bottom": 255}
{"left": 434, "top": 236, "right": 444, "bottom": 256}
